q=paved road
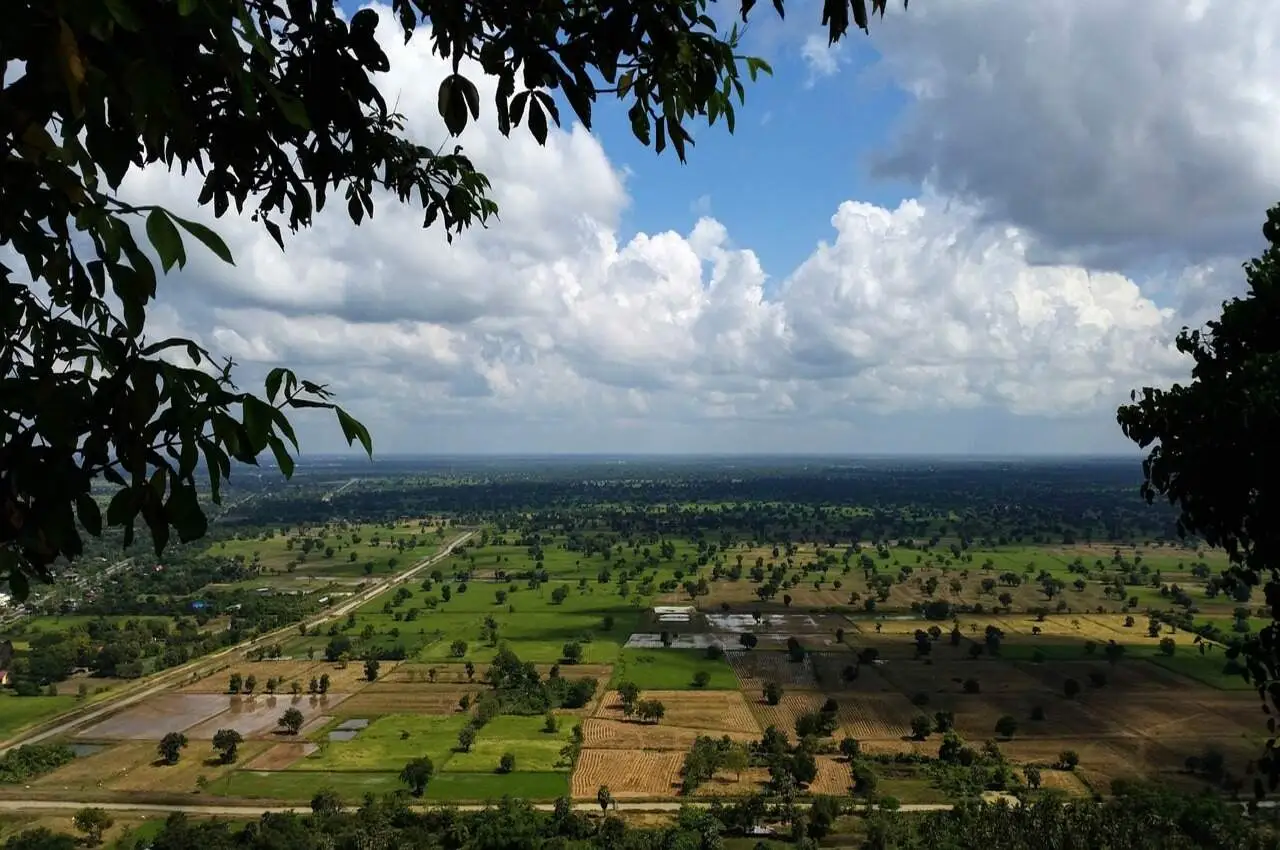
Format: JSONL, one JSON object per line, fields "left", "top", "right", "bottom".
{"left": 0, "top": 798, "right": 960, "bottom": 816}
{"left": 0, "top": 532, "right": 473, "bottom": 755}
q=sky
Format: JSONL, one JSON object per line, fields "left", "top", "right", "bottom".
{"left": 120, "top": 0, "right": 1280, "bottom": 456}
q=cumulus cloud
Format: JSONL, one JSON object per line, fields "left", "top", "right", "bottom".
{"left": 800, "top": 34, "right": 845, "bottom": 85}
{"left": 114, "top": 3, "right": 1205, "bottom": 454}
{"left": 867, "top": 0, "right": 1280, "bottom": 270}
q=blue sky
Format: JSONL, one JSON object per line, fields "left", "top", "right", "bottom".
{"left": 139, "top": 1, "right": 1275, "bottom": 457}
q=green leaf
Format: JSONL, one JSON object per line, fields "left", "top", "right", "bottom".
{"left": 145, "top": 209, "right": 186, "bottom": 272}
{"left": 527, "top": 97, "right": 548, "bottom": 145}
{"left": 166, "top": 483, "right": 208, "bottom": 543}
{"left": 272, "top": 91, "right": 311, "bottom": 130}
{"left": 242, "top": 395, "right": 273, "bottom": 451}
{"left": 335, "top": 406, "right": 373, "bottom": 457}
{"left": 104, "top": 0, "right": 143, "bottom": 31}
{"left": 106, "top": 487, "right": 137, "bottom": 526}
{"left": 745, "top": 57, "right": 773, "bottom": 81}
{"left": 438, "top": 74, "right": 473, "bottom": 136}
{"left": 172, "top": 215, "right": 234, "bottom": 264}
{"left": 76, "top": 493, "right": 102, "bottom": 536}
{"left": 177, "top": 0, "right": 198, "bottom": 14}
{"left": 268, "top": 434, "right": 295, "bottom": 478}
{"left": 265, "top": 367, "right": 289, "bottom": 403}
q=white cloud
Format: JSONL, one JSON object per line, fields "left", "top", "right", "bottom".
{"left": 800, "top": 34, "right": 845, "bottom": 86}
{"left": 116, "top": 4, "right": 1214, "bottom": 455}
{"left": 868, "top": 0, "right": 1280, "bottom": 269}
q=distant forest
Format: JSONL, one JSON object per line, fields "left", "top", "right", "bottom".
{"left": 218, "top": 457, "right": 1184, "bottom": 546}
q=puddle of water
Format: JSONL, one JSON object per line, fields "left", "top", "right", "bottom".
{"left": 69, "top": 743, "right": 107, "bottom": 758}
{"left": 335, "top": 718, "right": 369, "bottom": 731}
{"left": 328, "top": 730, "right": 359, "bottom": 742}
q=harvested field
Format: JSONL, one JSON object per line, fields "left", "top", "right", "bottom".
{"left": 108, "top": 742, "right": 272, "bottom": 792}
{"left": 805, "top": 756, "right": 852, "bottom": 795}
{"left": 859, "top": 738, "right": 934, "bottom": 758}
{"left": 809, "top": 653, "right": 896, "bottom": 693}
{"left": 593, "top": 690, "right": 759, "bottom": 735}
{"left": 180, "top": 661, "right": 321, "bottom": 694}
{"left": 836, "top": 695, "right": 917, "bottom": 740}
{"left": 848, "top": 619, "right": 933, "bottom": 637}
{"left": 76, "top": 694, "right": 231, "bottom": 740}
{"left": 571, "top": 749, "right": 682, "bottom": 798}
{"left": 749, "top": 692, "right": 830, "bottom": 736}
{"left": 1086, "top": 694, "right": 1256, "bottom": 739}
{"left": 1037, "top": 768, "right": 1090, "bottom": 796}
{"left": 877, "top": 658, "right": 1044, "bottom": 695}
{"left": 690, "top": 767, "right": 771, "bottom": 797}
{"left": 996, "top": 615, "right": 1121, "bottom": 642}
{"left": 32, "top": 743, "right": 154, "bottom": 788}
{"left": 580, "top": 719, "right": 757, "bottom": 750}
{"left": 1016, "top": 660, "right": 1199, "bottom": 694}
{"left": 334, "top": 686, "right": 480, "bottom": 716}
{"left": 311, "top": 662, "right": 399, "bottom": 691}
{"left": 725, "top": 651, "right": 817, "bottom": 690}
{"left": 943, "top": 695, "right": 1115, "bottom": 740}
{"left": 998, "top": 738, "right": 1139, "bottom": 778}
{"left": 245, "top": 742, "right": 318, "bottom": 770}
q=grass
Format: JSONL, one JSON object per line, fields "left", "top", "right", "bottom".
{"left": 610, "top": 649, "right": 739, "bottom": 690}
{"left": 442, "top": 715, "right": 573, "bottom": 773}
{"left": 215, "top": 768, "right": 569, "bottom": 802}
{"left": 0, "top": 694, "right": 78, "bottom": 740}
{"left": 297, "top": 714, "right": 469, "bottom": 772}
{"left": 1149, "top": 650, "right": 1254, "bottom": 690}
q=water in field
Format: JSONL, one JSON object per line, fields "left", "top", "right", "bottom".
{"left": 328, "top": 729, "right": 360, "bottom": 741}
{"left": 335, "top": 718, "right": 369, "bottom": 731}
{"left": 68, "top": 743, "right": 107, "bottom": 757}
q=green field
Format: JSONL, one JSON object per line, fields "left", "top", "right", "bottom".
{"left": 299, "top": 714, "right": 470, "bottom": 772}
{"left": 610, "top": 648, "right": 738, "bottom": 689}
{"left": 0, "top": 694, "right": 78, "bottom": 740}
{"left": 216, "top": 768, "right": 569, "bottom": 802}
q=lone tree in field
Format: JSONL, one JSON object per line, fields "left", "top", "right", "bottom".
{"left": 910, "top": 714, "right": 933, "bottom": 740}
{"left": 1117, "top": 203, "right": 1280, "bottom": 789}
{"left": 597, "top": 785, "right": 614, "bottom": 813}
{"left": 364, "top": 659, "right": 381, "bottom": 682}
{"left": 157, "top": 732, "right": 187, "bottom": 765}
{"left": 457, "top": 725, "right": 477, "bottom": 752}
{"left": 995, "top": 715, "right": 1019, "bottom": 740}
{"left": 399, "top": 757, "right": 435, "bottom": 797}
{"left": 212, "top": 728, "right": 243, "bottom": 764}
{"left": 763, "top": 682, "right": 784, "bottom": 706}
{"left": 279, "top": 707, "right": 305, "bottom": 736}
{"left": 1, "top": 0, "right": 903, "bottom": 601}
{"left": 617, "top": 682, "right": 641, "bottom": 717}
{"left": 73, "top": 807, "right": 113, "bottom": 847}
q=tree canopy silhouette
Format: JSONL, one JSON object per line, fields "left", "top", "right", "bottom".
{"left": 1118, "top": 202, "right": 1280, "bottom": 792}
{"left": 0, "top": 0, "right": 902, "bottom": 597}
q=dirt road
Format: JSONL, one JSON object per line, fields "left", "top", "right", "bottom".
{"left": 0, "top": 531, "right": 473, "bottom": 755}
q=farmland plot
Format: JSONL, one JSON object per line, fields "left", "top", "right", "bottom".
{"left": 836, "top": 695, "right": 917, "bottom": 740}
{"left": 334, "top": 686, "right": 480, "bottom": 716}
{"left": 571, "top": 750, "right": 682, "bottom": 798}
{"left": 580, "top": 719, "right": 757, "bottom": 750}
{"left": 180, "top": 661, "right": 321, "bottom": 694}
{"left": 76, "top": 694, "right": 231, "bottom": 740}
{"left": 594, "top": 690, "right": 760, "bottom": 735}
{"left": 725, "top": 651, "right": 817, "bottom": 690}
